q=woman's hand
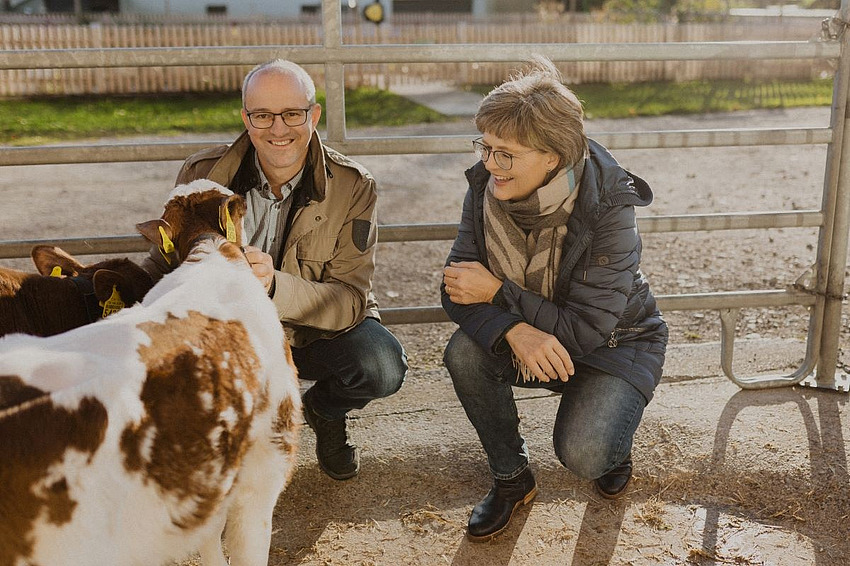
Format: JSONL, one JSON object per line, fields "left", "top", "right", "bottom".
{"left": 505, "top": 322, "right": 574, "bottom": 382}
{"left": 443, "top": 261, "right": 502, "bottom": 305}
{"left": 242, "top": 245, "right": 275, "bottom": 292}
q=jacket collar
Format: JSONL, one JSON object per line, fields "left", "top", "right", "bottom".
{"left": 305, "top": 130, "right": 329, "bottom": 202}
{"left": 584, "top": 139, "right": 654, "bottom": 208}
{"left": 207, "top": 130, "right": 253, "bottom": 187}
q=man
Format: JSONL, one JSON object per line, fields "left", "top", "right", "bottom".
{"left": 172, "top": 59, "right": 408, "bottom": 481}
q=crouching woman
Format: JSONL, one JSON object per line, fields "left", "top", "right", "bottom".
{"left": 441, "top": 57, "right": 668, "bottom": 542}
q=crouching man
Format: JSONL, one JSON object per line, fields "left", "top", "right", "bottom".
{"left": 167, "top": 59, "right": 408, "bottom": 480}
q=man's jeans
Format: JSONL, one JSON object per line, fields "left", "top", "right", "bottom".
{"left": 443, "top": 329, "right": 645, "bottom": 481}
{"left": 292, "top": 317, "right": 408, "bottom": 420}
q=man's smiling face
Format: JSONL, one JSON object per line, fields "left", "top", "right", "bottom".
{"left": 241, "top": 69, "right": 321, "bottom": 189}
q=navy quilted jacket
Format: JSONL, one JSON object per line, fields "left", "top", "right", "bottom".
{"left": 442, "top": 139, "right": 667, "bottom": 401}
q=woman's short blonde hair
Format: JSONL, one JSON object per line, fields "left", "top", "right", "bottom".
{"left": 474, "top": 56, "right": 587, "bottom": 170}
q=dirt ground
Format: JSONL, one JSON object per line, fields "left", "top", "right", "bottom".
{"left": 1, "top": 107, "right": 848, "bottom": 565}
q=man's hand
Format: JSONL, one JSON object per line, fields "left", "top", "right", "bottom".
{"left": 505, "top": 322, "right": 574, "bottom": 382}
{"left": 243, "top": 245, "right": 274, "bottom": 292}
{"left": 442, "top": 261, "right": 501, "bottom": 305}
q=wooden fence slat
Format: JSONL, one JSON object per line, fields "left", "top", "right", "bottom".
{"left": 0, "top": 18, "right": 831, "bottom": 96}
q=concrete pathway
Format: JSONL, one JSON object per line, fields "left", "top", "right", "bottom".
{"left": 390, "top": 82, "right": 484, "bottom": 117}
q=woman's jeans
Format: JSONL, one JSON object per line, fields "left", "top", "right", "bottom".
{"left": 443, "top": 329, "right": 645, "bottom": 481}
{"left": 292, "top": 317, "right": 408, "bottom": 420}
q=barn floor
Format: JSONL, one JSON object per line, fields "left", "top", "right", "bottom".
{"left": 237, "top": 336, "right": 848, "bottom": 566}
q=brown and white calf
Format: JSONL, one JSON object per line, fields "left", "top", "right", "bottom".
{"left": 0, "top": 180, "right": 300, "bottom": 566}
{"left": 0, "top": 246, "right": 154, "bottom": 337}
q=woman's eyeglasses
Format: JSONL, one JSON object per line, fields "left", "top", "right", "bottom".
{"left": 472, "top": 138, "right": 537, "bottom": 170}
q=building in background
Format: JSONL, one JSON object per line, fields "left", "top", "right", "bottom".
{"left": 117, "top": 0, "right": 386, "bottom": 18}
{"left": 3, "top": 0, "right": 547, "bottom": 17}
{"left": 118, "top": 0, "right": 539, "bottom": 17}
{"left": 393, "top": 0, "right": 538, "bottom": 14}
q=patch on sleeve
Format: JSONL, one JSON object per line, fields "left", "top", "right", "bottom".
{"left": 352, "top": 219, "right": 375, "bottom": 252}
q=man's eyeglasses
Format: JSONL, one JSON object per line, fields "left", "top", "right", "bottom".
{"left": 246, "top": 108, "right": 312, "bottom": 129}
{"left": 472, "top": 138, "right": 537, "bottom": 170}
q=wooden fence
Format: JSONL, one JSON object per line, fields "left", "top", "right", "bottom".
{"left": 0, "top": 16, "right": 832, "bottom": 96}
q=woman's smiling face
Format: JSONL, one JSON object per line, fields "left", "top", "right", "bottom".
{"left": 479, "top": 133, "right": 559, "bottom": 202}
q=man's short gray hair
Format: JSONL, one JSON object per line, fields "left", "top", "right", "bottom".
{"left": 241, "top": 59, "right": 317, "bottom": 107}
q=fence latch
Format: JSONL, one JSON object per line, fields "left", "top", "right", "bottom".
{"left": 822, "top": 14, "right": 849, "bottom": 41}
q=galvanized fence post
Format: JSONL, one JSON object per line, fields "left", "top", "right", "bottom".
{"left": 810, "top": 0, "right": 850, "bottom": 391}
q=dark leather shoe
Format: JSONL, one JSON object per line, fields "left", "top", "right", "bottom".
{"left": 303, "top": 388, "right": 360, "bottom": 481}
{"left": 467, "top": 467, "right": 538, "bottom": 542}
{"left": 594, "top": 454, "right": 633, "bottom": 499}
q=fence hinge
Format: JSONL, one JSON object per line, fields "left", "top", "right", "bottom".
{"left": 821, "top": 14, "right": 850, "bottom": 41}
{"left": 790, "top": 264, "right": 848, "bottom": 301}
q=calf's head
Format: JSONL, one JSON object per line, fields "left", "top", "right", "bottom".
{"left": 136, "top": 180, "right": 247, "bottom": 269}
{"left": 31, "top": 245, "right": 154, "bottom": 314}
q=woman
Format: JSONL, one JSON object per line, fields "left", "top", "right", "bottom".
{"left": 441, "top": 57, "right": 667, "bottom": 542}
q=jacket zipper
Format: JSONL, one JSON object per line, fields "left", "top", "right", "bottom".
{"left": 607, "top": 326, "right": 647, "bottom": 348}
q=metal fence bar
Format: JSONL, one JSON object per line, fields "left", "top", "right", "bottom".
{"left": 380, "top": 290, "right": 817, "bottom": 325}
{"left": 0, "top": 210, "right": 824, "bottom": 259}
{"left": 0, "top": 41, "right": 839, "bottom": 70}
{"left": 0, "top": 128, "right": 833, "bottom": 167}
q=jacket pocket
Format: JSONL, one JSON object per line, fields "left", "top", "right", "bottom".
{"left": 296, "top": 234, "right": 337, "bottom": 262}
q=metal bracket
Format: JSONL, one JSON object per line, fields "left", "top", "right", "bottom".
{"left": 719, "top": 308, "right": 816, "bottom": 390}
{"left": 790, "top": 264, "right": 847, "bottom": 301}
{"left": 798, "top": 371, "right": 850, "bottom": 393}
{"left": 822, "top": 14, "right": 850, "bottom": 41}
{"left": 791, "top": 264, "right": 817, "bottom": 294}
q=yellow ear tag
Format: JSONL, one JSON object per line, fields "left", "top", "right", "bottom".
{"left": 224, "top": 207, "right": 237, "bottom": 243}
{"left": 158, "top": 225, "right": 175, "bottom": 265}
{"left": 99, "top": 285, "right": 125, "bottom": 318}
{"left": 49, "top": 266, "right": 63, "bottom": 277}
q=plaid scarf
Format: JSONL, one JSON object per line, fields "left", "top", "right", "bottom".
{"left": 484, "top": 164, "right": 582, "bottom": 381}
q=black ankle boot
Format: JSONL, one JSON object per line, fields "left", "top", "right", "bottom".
{"left": 467, "top": 467, "right": 537, "bottom": 542}
{"left": 303, "top": 388, "right": 360, "bottom": 481}
{"left": 594, "top": 453, "right": 632, "bottom": 499}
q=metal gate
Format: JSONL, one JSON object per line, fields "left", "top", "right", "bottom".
{"left": 1, "top": 0, "right": 848, "bottom": 392}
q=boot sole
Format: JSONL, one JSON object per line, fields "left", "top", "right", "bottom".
{"left": 466, "top": 485, "right": 538, "bottom": 543}
{"left": 594, "top": 474, "right": 632, "bottom": 500}
{"left": 317, "top": 458, "right": 360, "bottom": 481}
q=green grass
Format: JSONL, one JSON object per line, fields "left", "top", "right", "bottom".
{"left": 0, "top": 87, "right": 449, "bottom": 145}
{"left": 469, "top": 78, "right": 834, "bottom": 119}
{"left": 0, "top": 78, "right": 835, "bottom": 145}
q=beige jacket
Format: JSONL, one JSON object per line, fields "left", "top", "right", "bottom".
{"left": 175, "top": 130, "right": 380, "bottom": 347}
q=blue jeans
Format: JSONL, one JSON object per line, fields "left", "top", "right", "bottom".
{"left": 292, "top": 317, "right": 408, "bottom": 420}
{"left": 443, "top": 329, "right": 645, "bottom": 481}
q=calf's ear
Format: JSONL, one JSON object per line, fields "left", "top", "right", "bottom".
{"left": 136, "top": 219, "right": 172, "bottom": 246}
{"left": 31, "top": 245, "right": 85, "bottom": 277}
{"left": 137, "top": 219, "right": 178, "bottom": 267}
{"left": 219, "top": 195, "right": 246, "bottom": 245}
{"left": 92, "top": 269, "right": 129, "bottom": 316}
